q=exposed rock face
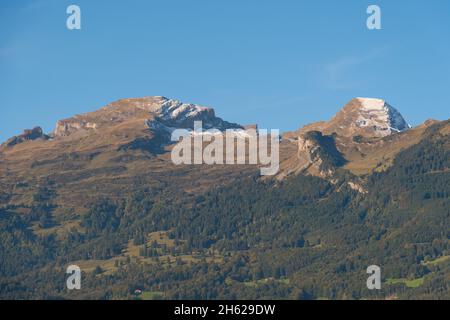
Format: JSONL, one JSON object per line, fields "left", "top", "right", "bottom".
{"left": 295, "top": 131, "right": 346, "bottom": 178}
{"left": 347, "top": 181, "right": 367, "bottom": 194}
{"left": 296, "top": 134, "right": 329, "bottom": 177}
{"left": 2, "top": 127, "right": 49, "bottom": 148}
{"left": 54, "top": 120, "right": 98, "bottom": 137}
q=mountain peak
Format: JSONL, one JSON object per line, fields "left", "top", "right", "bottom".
{"left": 352, "top": 97, "right": 410, "bottom": 135}
{"left": 324, "top": 97, "right": 410, "bottom": 138}
{"left": 286, "top": 97, "right": 411, "bottom": 144}
{"left": 52, "top": 96, "right": 241, "bottom": 138}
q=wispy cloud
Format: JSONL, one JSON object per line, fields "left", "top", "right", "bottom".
{"left": 322, "top": 47, "right": 388, "bottom": 90}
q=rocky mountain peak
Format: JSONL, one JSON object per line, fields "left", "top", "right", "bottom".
{"left": 352, "top": 97, "right": 410, "bottom": 133}
{"left": 294, "top": 98, "right": 411, "bottom": 139}
{"left": 279, "top": 98, "right": 413, "bottom": 180}
{"left": 52, "top": 96, "right": 242, "bottom": 138}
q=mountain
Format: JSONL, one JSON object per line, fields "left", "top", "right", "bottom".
{"left": 293, "top": 97, "right": 410, "bottom": 138}
{"left": 0, "top": 96, "right": 448, "bottom": 300}
{"left": 0, "top": 97, "right": 255, "bottom": 215}
{"left": 279, "top": 98, "right": 422, "bottom": 178}
{"left": 53, "top": 96, "right": 242, "bottom": 139}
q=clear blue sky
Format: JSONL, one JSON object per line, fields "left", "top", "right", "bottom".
{"left": 1, "top": 0, "right": 450, "bottom": 142}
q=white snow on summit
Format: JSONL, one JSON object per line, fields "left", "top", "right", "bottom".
{"left": 357, "top": 97, "right": 386, "bottom": 111}
{"left": 355, "top": 98, "right": 410, "bottom": 136}
{"left": 146, "top": 97, "right": 242, "bottom": 132}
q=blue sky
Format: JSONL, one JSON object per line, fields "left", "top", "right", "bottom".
{"left": 1, "top": 0, "right": 450, "bottom": 142}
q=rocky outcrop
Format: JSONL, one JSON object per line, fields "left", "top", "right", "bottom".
{"left": 2, "top": 127, "right": 49, "bottom": 148}
{"left": 347, "top": 181, "right": 367, "bottom": 194}
{"left": 296, "top": 131, "right": 347, "bottom": 178}
{"left": 54, "top": 119, "right": 98, "bottom": 137}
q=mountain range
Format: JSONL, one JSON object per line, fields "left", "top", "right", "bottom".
{"left": 0, "top": 96, "right": 448, "bottom": 300}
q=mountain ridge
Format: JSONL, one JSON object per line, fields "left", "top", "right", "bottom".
{"left": 1, "top": 96, "right": 410, "bottom": 145}
{"left": 0, "top": 96, "right": 442, "bottom": 182}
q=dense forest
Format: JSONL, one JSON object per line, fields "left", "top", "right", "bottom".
{"left": 0, "top": 122, "right": 449, "bottom": 300}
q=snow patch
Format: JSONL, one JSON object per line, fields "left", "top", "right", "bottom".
{"left": 157, "top": 99, "right": 211, "bottom": 123}
{"left": 356, "top": 98, "right": 386, "bottom": 111}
